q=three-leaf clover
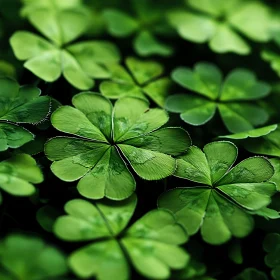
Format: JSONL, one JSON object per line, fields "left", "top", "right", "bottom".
{"left": 0, "top": 153, "right": 43, "bottom": 204}
{"left": 158, "top": 141, "right": 276, "bottom": 245}
{"left": 103, "top": 0, "right": 174, "bottom": 57}
{"left": 263, "top": 233, "right": 280, "bottom": 279}
{"left": 168, "top": 0, "right": 280, "bottom": 54}
{"left": 0, "top": 234, "right": 68, "bottom": 280}
{"left": 166, "top": 63, "right": 271, "bottom": 133}
{"left": 100, "top": 57, "right": 172, "bottom": 107}
{"left": 10, "top": 0, "right": 121, "bottom": 90}
{"left": 54, "top": 194, "right": 189, "bottom": 280}
{"left": 0, "top": 77, "right": 51, "bottom": 151}
{"left": 45, "top": 93, "right": 191, "bottom": 200}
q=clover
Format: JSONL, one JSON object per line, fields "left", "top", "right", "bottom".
{"left": 45, "top": 93, "right": 191, "bottom": 200}
{"left": 0, "top": 153, "right": 43, "bottom": 205}
{"left": 0, "top": 77, "right": 51, "bottom": 151}
{"left": 165, "top": 62, "right": 271, "bottom": 133}
{"left": 168, "top": 0, "right": 280, "bottom": 54}
{"left": 0, "top": 234, "right": 68, "bottom": 280}
{"left": 158, "top": 141, "right": 276, "bottom": 245}
{"left": 103, "top": 0, "right": 174, "bottom": 57}
{"left": 10, "top": 0, "right": 121, "bottom": 90}
{"left": 100, "top": 57, "right": 171, "bottom": 107}
{"left": 54, "top": 194, "right": 189, "bottom": 280}
{"left": 263, "top": 233, "right": 280, "bottom": 280}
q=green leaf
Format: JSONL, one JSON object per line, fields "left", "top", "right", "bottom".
{"left": 232, "top": 268, "right": 268, "bottom": 280}
{"left": 103, "top": 9, "right": 139, "bottom": 37}
{"left": 118, "top": 144, "right": 176, "bottom": 180}
{"left": 221, "top": 69, "right": 271, "bottom": 101}
{"left": 0, "top": 234, "right": 68, "bottom": 280}
{"left": 134, "top": 31, "right": 173, "bottom": 57}
{"left": 228, "top": 240, "right": 243, "bottom": 264}
{"left": 0, "top": 123, "right": 34, "bottom": 151}
{"left": 0, "top": 154, "right": 43, "bottom": 199}
{"left": 171, "top": 63, "right": 222, "bottom": 100}
{"left": 36, "top": 205, "right": 61, "bottom": 232}
{"left": 270, "top": 158, "right": 280, "bottom": 191}
{"left": 219, "top": 124, "right": 278, "bottom": 140}
{"left": 261, "top": 50, "right": 280, "bottom": 77}
{"left": 263, "top": 233, "right": 280, "bottom": 279}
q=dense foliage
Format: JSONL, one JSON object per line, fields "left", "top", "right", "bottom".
{"left": 1, "top": 0, "right": 280, "bottom": 279}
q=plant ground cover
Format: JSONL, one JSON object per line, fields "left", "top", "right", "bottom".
{"left": 1, "top": 0, "right": 280, "bottom": 279}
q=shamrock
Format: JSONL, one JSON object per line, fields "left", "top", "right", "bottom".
{"left": 100, "top": 57, "right": 172, "bottom": 107}
{"left": 103, "top": 0, "right": 175, "bottom": 57}
{"left": 263, "top": 233, "right": 280, "bottom": 280}
{"left": 0, "top": 234, "right": 68, "bottom": 280}
{"left": 158, "top": 141, "right": 276, "bottom": 245}
{"left": 45, "top": 93, "right": 191, "bottom": 200}
{"left": 168, "top": 0, "right": 280, "bottom": 54}
{"left": 0, "top": 77, "right": 51, "bottom": 151}
{"left": 10, "top": 0, "right": 121, "bottom": 90}
{"left": 244, "top": 126, "right": 280, "bottom": 158}
{"left": 0, "top": 153, "right": 43, "bottom": 204}
{"left": 165, "top": 63, "right": 270, "bottom": 133}
{"left": 54, "top": 194, "right": 189, "bottom": 280}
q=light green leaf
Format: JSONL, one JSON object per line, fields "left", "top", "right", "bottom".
{"left": 103, "top": 9, "right": 139, "bottom": 37}
{"left": 0, "top": 234, "right": 68, "bottom": 280}
{"left": 269, "top": 158, "right": 280, "bottom": 191}
{"left": 262, "top": 50, "right": 280, "bottom": 77}
{"left": 134, "top": 31, "right": 173, "bottom": 57}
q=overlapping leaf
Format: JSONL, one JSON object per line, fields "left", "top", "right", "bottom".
{"left": 0, "top": 77, "right": 51, "bottom": 151}
{"left": 103, "top": 0, "right": 174, "bottom": 56}
{"left": 100, "top": 57, "right": 172, "bottom": 106}
{"left": 10, "top": 1, "right": 121, "bottom": 90}
{"left": 0, "top": 234, "right": 68, "bottom": 280}
{"left": 45, "top": 92, "right": 191, "bottom": 200}
{"left": 158, "top": 141, "right": 276, "bottom": 244}
{"left": 165, "top": 63, "right": 271, "bottom": 133}
{"left": 168, "top": 0, "right": 280, "bottom": 54}
{"left": 54, "top": 194, "right": 189, "bottom": 280}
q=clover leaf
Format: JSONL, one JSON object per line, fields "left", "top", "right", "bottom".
{"left": 158, "top": 141, "right": 276, "bottom": 245}
{"left": 232, "top": 268, "right": 268, "bottom": 280}
{"left": 244, "top": 126, "right": 280, "bottom": 157}
{"left": 103, "top": 0, "right": 174, "bottom": 56}
{"left": 263, "top": 233, "right": 280, "bottom": 279}
{"left": 54, "top": 194, "right": 189, "bottom": 280}
{"left": 100, "top": 57, "right": 171, "bottom": 107}
{"left": 168, "top": 0, "right": 280, "bottom": 54}
{"left": 10, "top": 2, "right": 121, "bottom": 90}
{"left": 0, "top": 153, "right": 43, "bottom": 204}
{"left": 45, "top": 92, "right": 191, "bottom": 200}
{"left": 0, "top": 234, "right": 68, "bottom": 280}
{"left": 166, "top": 63, "right": 270, "bottom": 133}
{"left": 0, "top": 77, "right": 51, "bottom": 151}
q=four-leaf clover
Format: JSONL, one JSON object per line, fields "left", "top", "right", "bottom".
{"left": 45, "top": 93, "right": 191, "bottom": 200}
{"left": 158, "top": 141, "right": 276, "bottom": 245}
{"left": 54, "top": 194, "right": 189, "bottom": 280}
{"left": 100, "top": 57, "right": 172, "bottom": 107}
{"left": 10, "top": 0, "right": 121, "bottom": 90}
{"left": 165, "top": 63, "right": 271, "bottom": 133}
